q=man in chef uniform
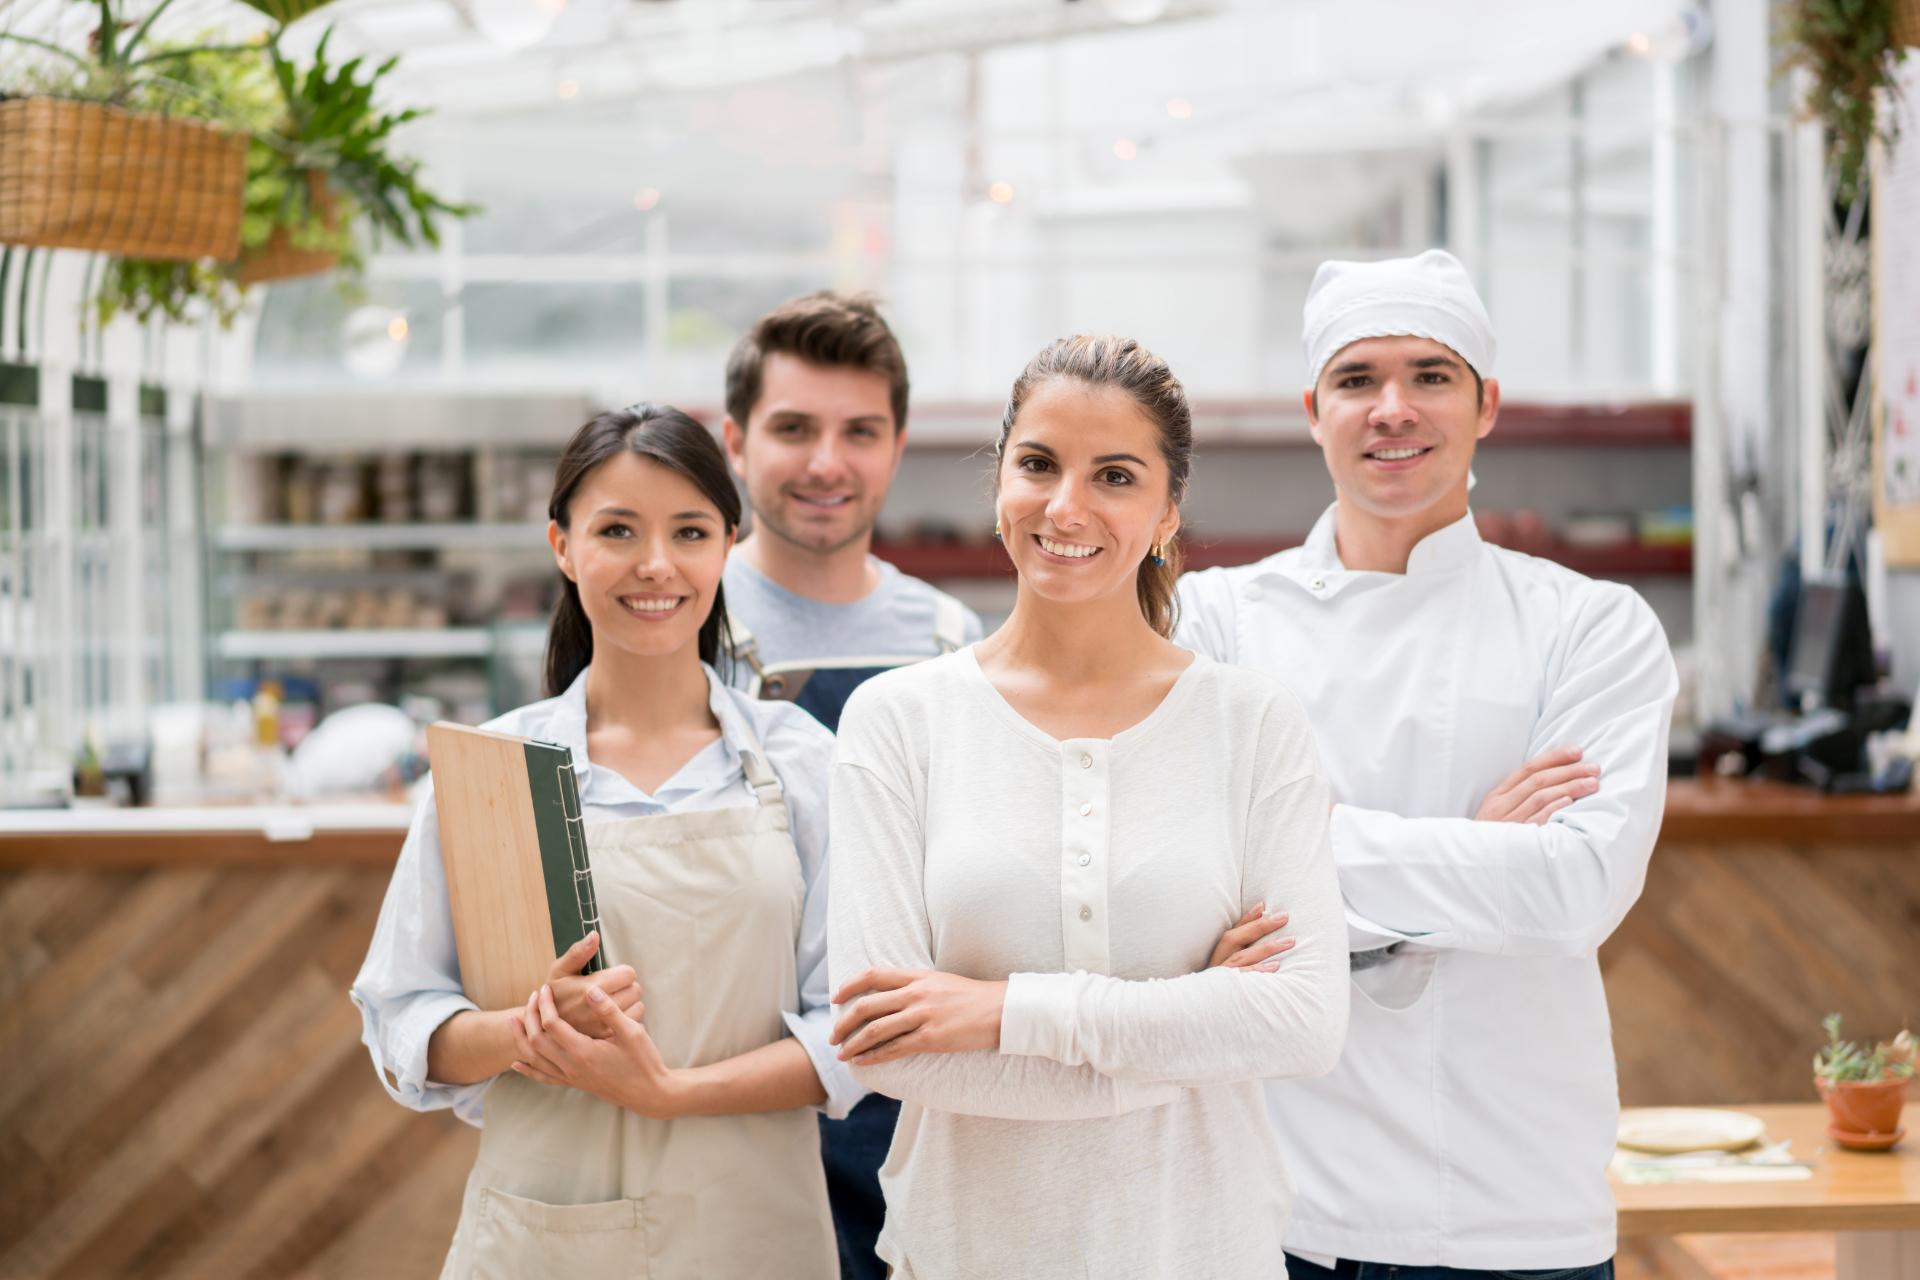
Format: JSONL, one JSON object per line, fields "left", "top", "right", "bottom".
{"left": 1176, "top": 249, "right": 1677, "bottom": 1280}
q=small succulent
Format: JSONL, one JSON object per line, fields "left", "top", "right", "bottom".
{"left": 1814, "top": 1012, "right": 1917, "bottom": 1083}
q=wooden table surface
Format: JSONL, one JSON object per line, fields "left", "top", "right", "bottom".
{"left": 1615, "top": 1104, "right": 1920, "bottom": 1233}
{"left": 1659, "top": 778, "right": 1920, "bottom": 845}
{"left": 2, "top": 778, "right": 1911, "bottom": 868}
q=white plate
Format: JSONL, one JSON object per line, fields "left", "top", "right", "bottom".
{"left": 1617, "top": 1108, "right": 1766, "bottom": 1155}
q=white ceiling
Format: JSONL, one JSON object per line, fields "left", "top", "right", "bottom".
{"left": 3, "top": 0, "right": 1696, "bottom": 128}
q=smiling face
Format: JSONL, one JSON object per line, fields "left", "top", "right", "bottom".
{"left": 723, "top": 352, "right": 906, "bottom": 557}
{"left": 547, "top": 450, "right": 734, "bottom": 663}
{"left": 1305, "top": 334, "right": 1499, "bottom": 523}
{"left": 995, "top": 379, "right": 1180, "bottom": 609}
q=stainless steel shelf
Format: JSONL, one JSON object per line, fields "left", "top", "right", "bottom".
{"left": 215, "top": 628, "right": 495, "bottom": 660}
{"left": 215, "top": 523, "right": 548, "bottom": 552}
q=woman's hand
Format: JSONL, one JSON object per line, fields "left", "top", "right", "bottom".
{"left": 1208, "top": 902, "right": 1294, "bottom": 972}
{"left": 831, "top": 969, "right": 1008, "bottom": 1066}
{"left": 546, "top": 932, "right": 646, "bottom": 1039}
{"left": 509, "top": 983, "right": 686, "bottom": 1119}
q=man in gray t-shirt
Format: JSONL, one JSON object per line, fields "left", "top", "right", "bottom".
{"left": 719, "top": 291, "right": 982, "bottom": 1279}
{"left": 723, "top": 554, "right": 980, "bottom": 731}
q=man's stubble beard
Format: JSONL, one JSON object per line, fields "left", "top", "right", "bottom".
{"left": 754, "top": 497, "right": 878, "bottom": 559}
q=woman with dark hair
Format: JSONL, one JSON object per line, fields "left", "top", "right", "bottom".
{"left": 351, "top": 404, "right": 847, "bottom": 1279}
{"left": 826, "top": 337, "right": 1350, "bottom": 1278}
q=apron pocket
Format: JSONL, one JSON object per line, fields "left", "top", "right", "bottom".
{"left": 468, "top": 1187, "right": 648, "bottom": 1280}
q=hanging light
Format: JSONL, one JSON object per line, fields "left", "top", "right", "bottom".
{"left": 342, "top": 306, "right": 411, "bottom": 378}
{"left": 468, "top": 0, "right": 566, "bottom": 52}
{"left": 1101, "top": 0, "right": 1171, "bottom": 24}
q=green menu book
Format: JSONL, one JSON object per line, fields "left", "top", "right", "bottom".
{"left": 425, "top": 722, "right": 604, "bottom": 1011}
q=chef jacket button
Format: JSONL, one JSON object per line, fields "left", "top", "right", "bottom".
{"left": 1078, "top": 802, "right": 1093, "bottom": 817}
{"left": 1077, "top": 853, "right": 1092, "bottom": 866}
{"left": 1080, "top": 754, "right": 1093, "bottom": 769}
{"left": 1079, "top": 905, "right": 1093, "bottom": 921}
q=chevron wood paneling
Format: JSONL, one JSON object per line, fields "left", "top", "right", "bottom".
{"left": 0, "top": 825, "right": 1911, "bottom": 1277}
{"left": 0, "top": 866, "right": 476, "bottom": 1280}
{"left": 1602, "top": 840, "right": 1920, "bottom": 1108}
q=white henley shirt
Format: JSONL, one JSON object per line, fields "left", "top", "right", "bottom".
{"left": 828, "top": 647, "right": 1349, "bottom": 1280}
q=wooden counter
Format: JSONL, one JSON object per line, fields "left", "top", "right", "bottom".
{"left": 0, "top": 778, "right": 1914, "bottom": 1275}
{"left": 0, "top": 801, "right": 412, "bottom": 868}
{"left": 1, "top": 777, "right": 1912, "bottom": 869}
{"left": 1660, "top": 777, "right": 1920, "bottom": 845}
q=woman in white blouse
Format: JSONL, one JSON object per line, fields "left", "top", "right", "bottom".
{"left": 350, "top": 405, "right": 854, "bottom": 1279}
{"left": 827, "top": 335, "right": 1351, "bottom": 1279}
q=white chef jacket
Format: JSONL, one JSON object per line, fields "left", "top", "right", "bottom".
{"left": 349, "top": 664, "right": 864, "bottom": 1126}
{"left": 1175, "top": 504, "right": 1678, "bottom": 1271}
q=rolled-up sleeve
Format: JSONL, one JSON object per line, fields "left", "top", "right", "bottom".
{"left": 349, "top": 783, "right": 491, "bottom": 1125}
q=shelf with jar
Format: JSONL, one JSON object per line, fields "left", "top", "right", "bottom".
{"left": 206, "top": 441, "right": 565, "bottom": 717}
{"left": 873, "top": 506, "right": 1694, "bottom": 583}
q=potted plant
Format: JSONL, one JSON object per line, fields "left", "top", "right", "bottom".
{"left": 1779, "top": 0, "right": 1920, "bottom": 207}
{"left": 96, "top": 27, "right": 474, "bottom": 324}
{"left": 0, "top": 1, "right": 254, "bottom": 261}
{"left": 2, "top": 1, "right": 472, "bottom": 325}
{"left": 1813, "top": 1013, "right": 1914, "bottom": 1150}
{"left": 252, "top": 29, "right": 474, "bottom": 276}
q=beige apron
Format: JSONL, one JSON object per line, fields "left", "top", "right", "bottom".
{"left": 440, "top": 741, "right": 838, "bottom": 1280}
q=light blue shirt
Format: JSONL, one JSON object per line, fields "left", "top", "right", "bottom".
{"left": 349, "top": 663, "right": 861, "bottom": 1125}
{"left": 721, "top": 555, "right": 984, "bottom": 687}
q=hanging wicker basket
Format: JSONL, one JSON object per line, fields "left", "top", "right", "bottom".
{"left": 1895, "top": 0, "right": 1920, "bottom": 48}
{"left": 238, "top": 169, "right": 342, "bottom": 285}
{"left": 0, "top": 97, "right": 246, "bottom": 262}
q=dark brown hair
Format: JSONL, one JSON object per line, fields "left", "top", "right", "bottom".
{"left": 995, "top": 335, "right": 1192, "bottom": 638}
{"left": 724, "top": 291, "right": 910, "bottom": 433}
{"left": 545, "top": 404, "right": 740, "bottom": 696}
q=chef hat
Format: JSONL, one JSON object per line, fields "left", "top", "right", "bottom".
{"left": 1301, "top": 249, "right": 1496, "bottom": 390}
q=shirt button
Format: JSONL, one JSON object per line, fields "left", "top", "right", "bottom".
{"left": 1245, "top": 584, "right": 1264, "bottom": 602}
{"left": 1079, "top": 905, "right": 1092, "bottom": 921}
{"left": 1080, "top": 754, "right": 1093, "bottom": 769}
{"left": 1078, "top": 802, "right": 1093, "bottom": 817}
{"left": 1077, "top": 853, "right": 1092, "bottom": 866}
{"left": 1310, "top": 576, "right": 1326, "bottom": 591}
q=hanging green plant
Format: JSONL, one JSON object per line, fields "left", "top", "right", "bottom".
{"left": 265, "top": 29, "right": 477, "bottom": 253}
{"left": 1779, "top": 0, "right": 1911, "bottom": 206}
{"left": 1, "top": 1, "right": 474, "bottom": 327}
{"left": 91, "top": 37, "right": 293, "bottom": 324}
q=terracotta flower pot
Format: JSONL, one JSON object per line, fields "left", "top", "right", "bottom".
{"left": 1816, "top": 1075, "right": 1908, "bottom": 1148}
{"left": 237, "top": 170, "right": 341, "bottom": 286}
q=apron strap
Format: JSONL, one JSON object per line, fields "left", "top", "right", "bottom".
{"left": 725, "top": 700, "right": 787, "bottom": 808}
{"left": 724, "top": 614, "right": 768, "bottom": 690}
{"left": 737, "top": 748, "right": 786, "bottom": 809}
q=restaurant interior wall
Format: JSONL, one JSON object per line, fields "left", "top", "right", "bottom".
{"left": 2, "top": 0, "right": 1763, "bottom": 764}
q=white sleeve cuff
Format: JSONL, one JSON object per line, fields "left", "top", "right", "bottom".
{"left": 352, "top": 986, "right": 487, "bottom": 1121}
{"left": 998, "top": 971, "right": 1086, "bottom": 1064}
{"left": 1328, "top": 803, "right": 1521, "bottom": 953}
{"left": 783, "top": 1008, "right": 866, "bottom": 1120}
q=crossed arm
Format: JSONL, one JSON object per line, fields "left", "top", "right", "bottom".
{"left": 827, "top": 754, "right": 1350, "bottom": 1115}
